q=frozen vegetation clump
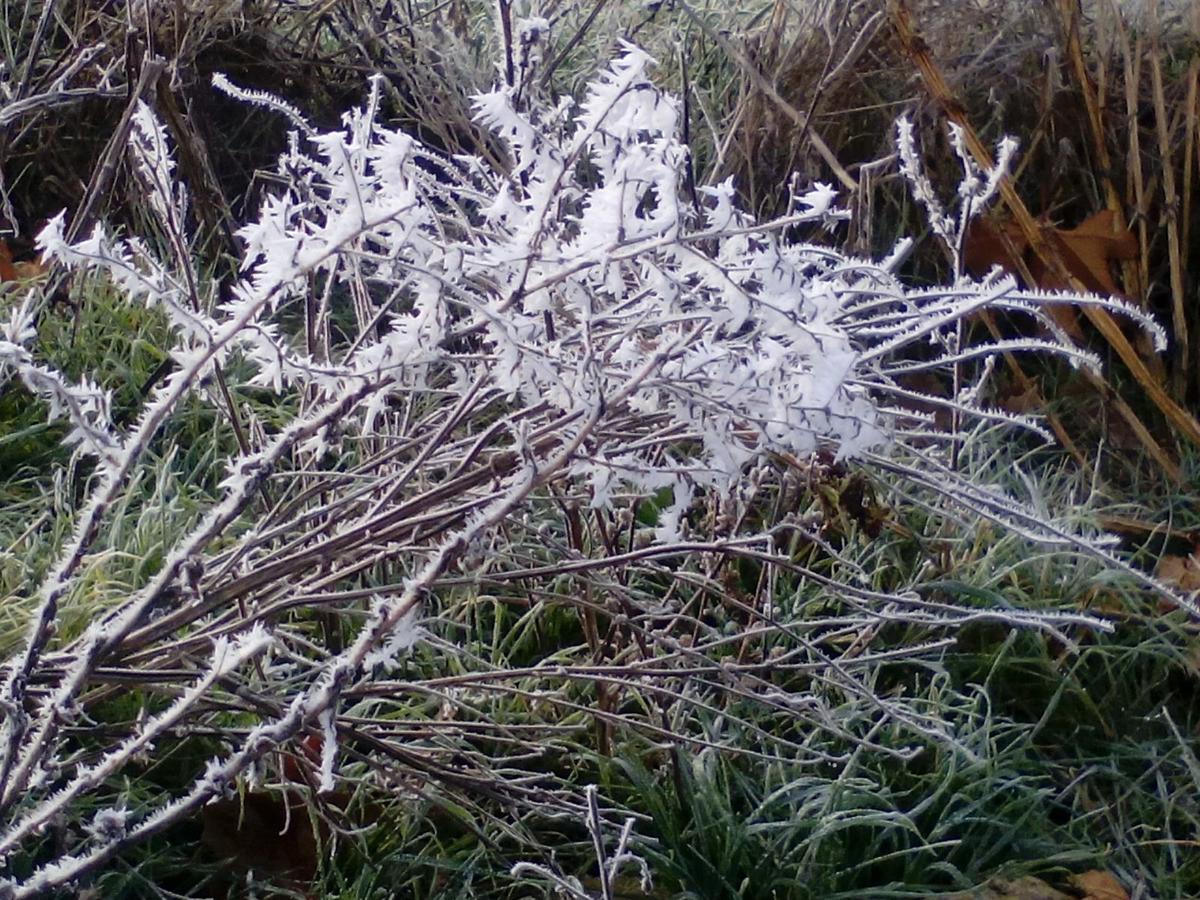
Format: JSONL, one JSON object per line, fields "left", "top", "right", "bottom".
{"left": 0, "top": 35, "right": 1177, "bottom": 895}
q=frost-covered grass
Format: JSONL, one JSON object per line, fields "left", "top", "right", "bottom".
{"left": 280, "top": 424, "right": 1200, "bottom": 899}
{"left": 2, "top": 7, "right": 1200, "bottom": 900}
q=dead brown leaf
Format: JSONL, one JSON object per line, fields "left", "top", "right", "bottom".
{"left": 963, "top": 216, "right": 1028, "bottom": 278}
{"left": 0, "top": 238, "right": 46, "bottom": 282}
{"left": 1033, "top": 210, "right": 1139, "bottom": 297}
{"left": 198, "top": 734, "right": 345, "bottom": 898}
{"left": 996, "top": 378, "right": 1044, "bottom": 416}
{"left": 943, "top": 875, "right": 1071, "bottom": 900}
{"left": 1070, "top": 869, "right": 1129, "bottom": 900}
{"left": 11, "top": 259, "right": 46, "bottom": 280}
{"left": 942, "top": 870, "right": 1129, "bottom": 900}
{"left": 964, "top": 210, "right": 1137, "bottom": 298}
{"left": 1155, "top": 551, "right": 1200, "bottom": 593}
{"left": 200, "top": 792, "right": 323, "bottom": 892}
{"left": 963, "top": 210, "right": 1139, "bottom": 343}
{"left": 0, "top": 240, "right": 15, "bottom": 282}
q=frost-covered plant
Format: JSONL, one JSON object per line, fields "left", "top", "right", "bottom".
{"left": 0, "top": 37, "right": 1183, "bottom": 896}
{"left": 512, "top": 784, "right": 651, "bottom": 900}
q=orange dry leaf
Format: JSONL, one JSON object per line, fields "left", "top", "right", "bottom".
{"left": 963, "top": 216, "right": 1028, "bottom": 277}
{"left": 1155, "top": 550, "right": 1200, "bottom": 592}
{"left": 1070, "top": 870, "right": 1129, "bottom": 900}
{"left": 1032, "top": 210, "right": 1138, "bottom": 297}
{"left": 963, "top": 210, "right": 1138, "bottom": 342}
{"left": 996, "top": 379, "right": 1043, "bottom": 416}
{"left": 0, "top": 238, "right": 47, "bottom": 282}
{"left": 281, "top": 732, "right": 325, "bottom": 782}
{"left": 0, "top": 240, "right": 16, "bottom": 282}
{"left": 964, "top": 210, "right": 1137, "bottom": 296}
{"left": 11, "top": 259, "right": 47, "bottom": 280}
{"left": 943, "top": 875, "right": 1071, "bottom": 899}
